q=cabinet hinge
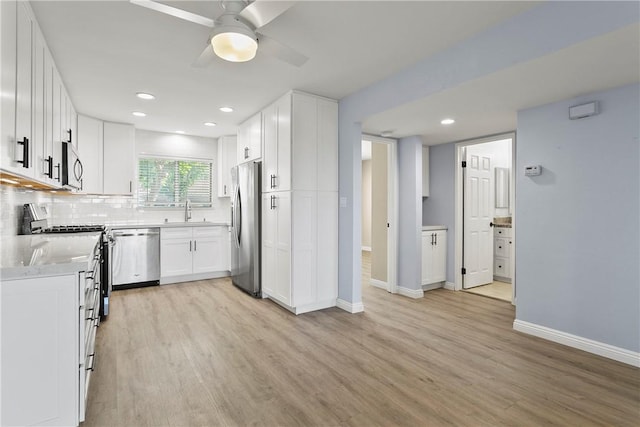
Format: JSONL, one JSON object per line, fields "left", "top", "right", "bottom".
{"left": 461, "top": 267, "right": 466, "bottom": 275}
{"left": 461, "top": 161, "right": 467, "bottom": 168}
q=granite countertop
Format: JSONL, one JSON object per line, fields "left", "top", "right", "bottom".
{"left": 107, "top": 221, "right": 230, "bottom": 230}
{"left": 422, "top": 225, "right": 447, "bottom": 231}
{"left": 0, "top": 233, "right": 101, "bottom": 280}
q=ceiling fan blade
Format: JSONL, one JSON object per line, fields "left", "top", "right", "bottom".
{"left": 240, "top": 0, "right": 295, "bottom": 29}
{"left": 257, "top": 33, "right": 308, "bottom": 67}
{"left": 130, "top": 0, "right": 214, "bottom": 28}
{"left": 192, "top": 43, "right": 216, "bottom": 68}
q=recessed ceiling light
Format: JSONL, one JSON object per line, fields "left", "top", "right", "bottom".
{"left": 204, "top": 122, "right": 217, "bottom": 127}
{"left": 175, "top": 130, "right": 185, "bottom": 134}
{"left": 132, "top": 111, "right": 146, "bottom": 117}
{"left": 219, "top": 107, "right": 234, "bottom": 113}
{"left": 136, "top": 92, "right": 155, "bottom": 100}
{"left": 441, "top": 118, "right": 455, "bottom": 125}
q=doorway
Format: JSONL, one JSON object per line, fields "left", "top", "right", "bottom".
{"left": 454, "top": 133, "right": 515, "bottom": 303}
{"left": 361, "top": 135, "right": 398, "bottom": 295}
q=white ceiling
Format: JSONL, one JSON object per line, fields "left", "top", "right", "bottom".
{"left": 30, "top": 0, "right": 539, "bottom": 139}
{"left": 362, "top": 23, "right": 640, "bottom": 144}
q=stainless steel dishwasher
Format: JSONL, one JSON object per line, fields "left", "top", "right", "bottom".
{"left": 110, "top": 228, "right": 160, "bottom": 289}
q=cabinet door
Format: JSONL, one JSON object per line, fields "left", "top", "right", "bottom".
{"left": 432, "top": 230, "right": 447, "bottom": 283}
{"left": 262, "top": 102, "right": 277, "bottom": 192}
{"left": 14, "top": 3, "right": 33, "bottom": 177}
{"left": 422, "top": 145, "right": 430, "bottom": 197}
{"left": 274, "top": 192, "right": 291, "bottom": 306}
{"left": 291, "top": 92, "right": 317, "bottom": 191}
{"left": 51, "top": 69, "right": 62, "bottom": 181}
{"left": 2, "top": 274, "right": 79, "bottom": 427}
{"left": 421, "top": 232, "right": 434, "bottom": 285}
{"left": 33, "top": 28, "right": 47, "bottom": 182}
{"left": 316, "top": 97, "right": 337, "bottom": 192}
{"left": 0, "top": 0, "right": 18, "bottom": 173}
{"left": 103, "top": 122, "right": 135, "bottom": 194}
{"left": 217, "top": 135, "right": 236, "bottom": 197}
{"left": 261, "top": 193, "right": 277, "bottom": 296}
{"left": 77, "top": 115, "right": 103, "bottom": 193}
{"left": 160, "top": 239, "right": 192, "bottom": 277}
{"left": 275, "top": 94, "right": 291, "bottom": 191}
{"left": 237, "top": 112, "right": 261, "bottom": 164}
{"left": 192, "top": 236, "right": 226, "bottom": 274}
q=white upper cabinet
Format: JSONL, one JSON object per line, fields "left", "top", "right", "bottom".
{"left": 77, "top": 115, "right": 104, "bottom": 194}
{"left": 103, "top": 122, "right": 135, "bottom": 194}
{"left": 237, "top": 111, "right": 262, "bottom": 164}
{"left": 0, "top": 1, "right": 75, "bottom": 187}
{"left": 262, "top": 91, "right": 338, "bottom": 194}
{"left": 217, "top": 135, "right": 236, "bottom": 197}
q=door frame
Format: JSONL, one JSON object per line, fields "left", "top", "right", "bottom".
{"left": 362, "top": 134, "right": 398, "bottom": 294}
{"left": 454, "top": 132, "right": 516, "bottom": 303}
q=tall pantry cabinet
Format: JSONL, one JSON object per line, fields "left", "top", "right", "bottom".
{"left": 261, "top": 91, "right": 338, "bottom": 314}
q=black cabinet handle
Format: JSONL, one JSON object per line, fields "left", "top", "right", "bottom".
{"left": 189, "top": 241, "right": 192, "bottom": 252}
{"left": 54, "top": 163, "right": 61, "bottom": 182}
{"left": 194, "top": 240, "right": 197, "bottom": 251}
{"left": 270, "top": 195, "right": 276, "bottom": 210}
{"left": 17, "top": 137, "right": 29, "bottom": 168}
{"left": 270, "top": 174, "right": 276, "bottom": 189}
{"left": 44, "top": 156, "right": 53, "bottom": 178}
{"left": 498, "top": 246, "right": 502, "bottom": 249}
{"left": 244, "top": 147, "right": 249, "bottom": 159}
{"left": 489, "top": 222, "right": 494, "bottom": 227}
{"left": 67, "top": 129, "right": 72, "bottom": 144}
{"left": 435, "top": 233, "right": 438, "bottom": 245}
{"left": 223, "top": 184, "right": 227, "bottom": 195}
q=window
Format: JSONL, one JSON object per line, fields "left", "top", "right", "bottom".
{"left": 138, "top": 157, "right": 213, "bottom": 208}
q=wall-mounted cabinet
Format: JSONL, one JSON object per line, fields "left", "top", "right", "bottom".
{"left": 217, "top": 135, "right": 236, "bottom": 197}
{"left": 77, "top": 115, "right": 104, "bottom": 194}
{"left": 237, "top": 112, "right": 262, "bottom": 164}
{"left": 0, "top": 0, "right": 75, "bottom": 188}
{"left": 103, "top": 122, "right": 135, "bottom": 195}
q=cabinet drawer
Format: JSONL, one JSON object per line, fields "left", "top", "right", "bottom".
{"left": 196, "top": 226, "right": 224, "bottom": 238}
{"left": 494, "top": 238, "right": 509, "bottom": 258}
{"left": 161, "top": 227, "right": 192, "bottom": 240}
{"left": 494, "top": 227, "right": 511, "bottom": 237}
{"left": 494, "top": 257, "right": 510, "bottom": 277}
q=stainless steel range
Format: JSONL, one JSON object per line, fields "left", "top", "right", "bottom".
{"left": 21, "top": 203, "right": 111, "bottom": 318}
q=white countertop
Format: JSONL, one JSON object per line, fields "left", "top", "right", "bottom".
{"left": 107, "top": 221, "right": 229, "bottom": 229}
{"left": 0, "top": 233, "right": 101, "bottom": 280}
{"left": 422, "top": 225, "right": 447, "bottom": 231}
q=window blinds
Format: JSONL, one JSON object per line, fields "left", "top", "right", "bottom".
{"left": 138, "top": 157, "right": 212, "bottom": 207}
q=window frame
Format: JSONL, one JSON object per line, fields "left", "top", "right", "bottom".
{"left": 136, "top": 155, "right": 214, "bottom": 209}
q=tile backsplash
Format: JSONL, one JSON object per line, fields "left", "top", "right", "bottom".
{"left": 0, "top": 185, "right": 230, "bottom": 236}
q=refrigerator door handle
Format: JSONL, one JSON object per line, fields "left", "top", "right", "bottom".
{"left": 235, "top": 186, "right": 242, "bottom": 247}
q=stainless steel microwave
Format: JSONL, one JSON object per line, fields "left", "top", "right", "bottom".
{"left": 62, "top": 138, "right": 83, "bottom": 190}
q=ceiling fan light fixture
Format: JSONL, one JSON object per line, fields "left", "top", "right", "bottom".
{"left": 211, "top": 26, "right": 258, "bottom": 63}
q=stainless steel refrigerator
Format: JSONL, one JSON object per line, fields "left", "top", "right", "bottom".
{"left": 230, "top": 161, "right": 261, "bottom": 297}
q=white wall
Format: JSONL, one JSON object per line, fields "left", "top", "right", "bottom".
{"left": 516, "top": 83, "right": 639, "bottom": 353}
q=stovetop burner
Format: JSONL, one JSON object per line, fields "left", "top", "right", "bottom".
{"left": 44, "top": 225, "right": 106, "bottom": 234}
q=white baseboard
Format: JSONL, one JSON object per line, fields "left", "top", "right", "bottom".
{"left": 513, "top": 319, "right": 640, "bottom": 367}
{"left": 369, "top": 279, "right": 388, "bottom": 290}
{"left": 397, "top": 286, "right": 424, "bottom": 299}
{"left": 444, "top": 281, "right": 456, "bottom": 291}
{"left": 422, "top": 282, "right": 444, "bottom": 292}
{"left": 336, "top": 298, "right": 365, "bottom": 314}
{"left": 361, "top": 246, "right": 371, "bottom": 252}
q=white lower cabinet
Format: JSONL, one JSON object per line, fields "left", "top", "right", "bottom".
{"left": 421, "top": 229, "right": 447, "bottom": 285}
{"left": 160, "top": 226, "right": 229, "bottom": 284}
{"left": 1, "top": 269, "right": 100, "bottom": 426}
{"left": 493, "top": 227, "right": 513, "bottom": 282}
{"left": 262, "top": 191, "right": 338, "bottom": 314}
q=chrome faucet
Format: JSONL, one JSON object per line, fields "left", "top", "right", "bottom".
{"left": 184, "top": 199, "right": 192, "bottom": 222}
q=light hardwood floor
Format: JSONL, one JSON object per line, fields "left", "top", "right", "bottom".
{"left": 464, "top": 280, "right": 512, "bottom": 302}
{"left": 85, "top": 278, "right": 640, "bottom": 426}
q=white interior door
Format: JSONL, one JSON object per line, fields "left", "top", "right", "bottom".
{"left": 463, "top": 146, "right": 493, "bottom": 288}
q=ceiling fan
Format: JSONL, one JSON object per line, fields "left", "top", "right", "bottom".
{"left": 130, "top": 0, "right": 308, "bottom": 67}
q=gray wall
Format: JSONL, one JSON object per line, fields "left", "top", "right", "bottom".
{"left": 337, "top": 2, "right": 637, "bottom": 306}
{"left": 516, "top": 83, "right": 639, "bottom": 352}
{"left": 398, "top": 136, "right": 423, "bottom": 291}
{"left": 422, "top": 142, "right": 456, "bottom": 283}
